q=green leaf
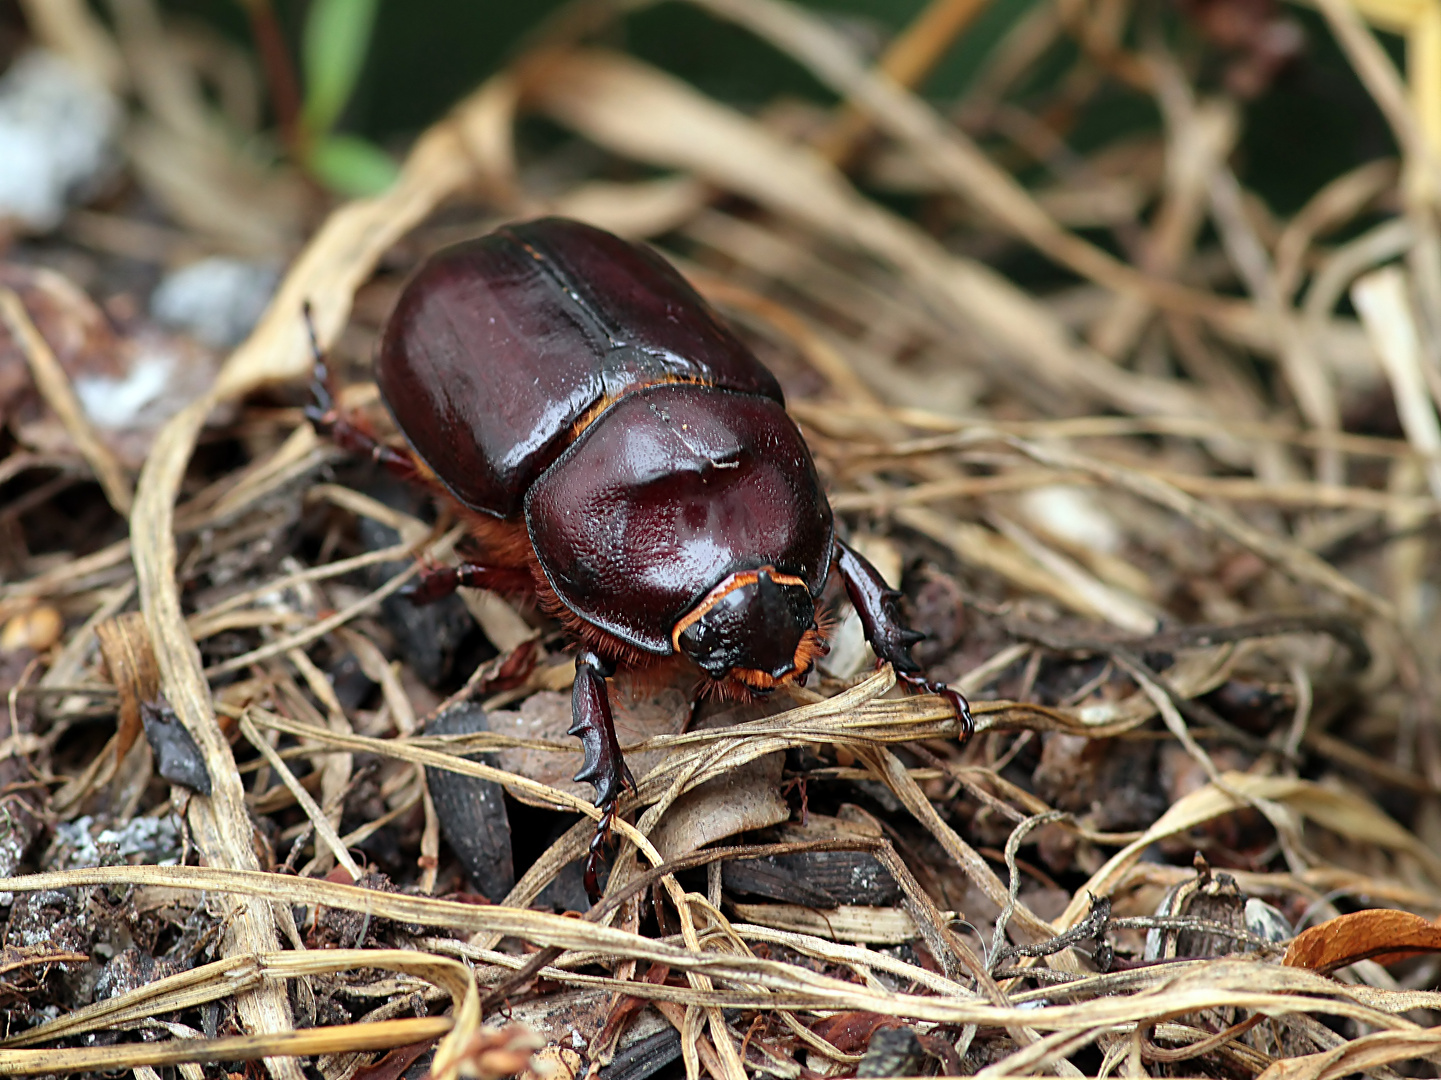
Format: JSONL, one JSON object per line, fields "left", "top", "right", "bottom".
{"left": 302, "top": 0, "right": 381, "bottom": 137}
{"left": 307, "top": 133, "right": 399, "bottom": 196}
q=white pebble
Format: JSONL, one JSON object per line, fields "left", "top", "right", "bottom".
{"left": 150, "top": 256, "right": 280, "bottom": 348}
{"left": 73, "top": 351, "right": 175, "bottom": 429}
{"left": 1019, "top": 484, "right": 1122, "bottom": 554}
{"left": 0, "top": 50, "right": 119, "bottom": 230}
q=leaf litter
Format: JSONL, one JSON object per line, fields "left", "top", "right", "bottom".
{"left": 0, "top": 0, "right": 1439, "bottom": 1078}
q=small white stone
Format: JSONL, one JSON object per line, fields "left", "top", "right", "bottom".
{"left": 1019, "top": 484, "right": 1122, "bottom": 554}
{"left": 1244, "top": 897, "right": 1294, "bottom": 943}
{"left": 0, "top": 50, "right": 119, "bottom": 230}
{"left": 818, "top": 608, "right": 871, "bottom": 680}
{"left": 151, "top": 256, "right": 280, "bottom": 348}
{"left": 74, "top": 352, "right": 174, "bottom": 429}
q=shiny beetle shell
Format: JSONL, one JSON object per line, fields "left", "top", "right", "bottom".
{"left": 320, "top": 216, "right": 971, "bottom": 903}
{"left": 376, "top": 217, "right": 835, "bottom": 658}
{"left": 378, "top": 218, "right": 785, "bottom": 518}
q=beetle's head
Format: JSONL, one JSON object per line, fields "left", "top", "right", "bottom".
{"left": 673, "top": 568, "right": 827, "bottom": 692}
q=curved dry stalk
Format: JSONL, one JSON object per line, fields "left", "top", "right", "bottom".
{"left": 125, "top": 69, "right": 538, "bottom": 1080}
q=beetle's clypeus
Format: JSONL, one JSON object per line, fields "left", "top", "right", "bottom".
{"left": 308, "top": 218, "right": 972, "bottom": 900}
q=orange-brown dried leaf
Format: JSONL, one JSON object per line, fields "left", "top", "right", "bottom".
{"left": 1283, "top": 908, "right": 1441, "bottom": 974}
{"left": 810, "top": 1011, "right": 900, "bottom": 1055}
{"left": 95, "top": 612, "right": 160, "bottom": 762}
{"left": 350, "top": 1038, "right": 436, "bottom": 1080}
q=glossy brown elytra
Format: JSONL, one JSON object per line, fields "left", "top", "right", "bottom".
{"left": 309, "top": 218, "right": 972, "bottom": 901}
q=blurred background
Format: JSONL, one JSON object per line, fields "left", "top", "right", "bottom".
{"left": 0, "top": 0, "right": 1400, "bottom": 229}
{"left": 148, "top": 0, "right": 1393, "bottom": 209}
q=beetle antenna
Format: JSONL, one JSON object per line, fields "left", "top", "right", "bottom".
{"left": 302, "top": 301, "right": 334, "bottom": 421}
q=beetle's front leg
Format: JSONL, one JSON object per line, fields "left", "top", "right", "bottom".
{"left": 835, "top": 540, "right": 974, "bottom": 742}
{"left": 570, "top": 649, "right": 636, "bottom": 902}
{"left": 302, "top": 302, "right": 427, "bottom": 486}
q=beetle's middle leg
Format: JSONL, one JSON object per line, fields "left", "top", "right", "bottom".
{"left": 570, "top": 649, "right": 636, "bottom": 902}
{"left": 834, "top": 539, "right": 974, "bottom": 742}
{"left": 403, "top": 563, "right": 537, "bottom": 605}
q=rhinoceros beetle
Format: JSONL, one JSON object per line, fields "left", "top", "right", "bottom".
{"left": 308, "top": 218, "right": 972, "bottom": 900}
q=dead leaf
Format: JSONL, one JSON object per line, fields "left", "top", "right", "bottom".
{"left": 1284, "top": 909, "right": 1441, "bottom": 974}
{"left": 95, "top": 611, "right": 159, "bottom": 762}
{"left": 643, "top": 692, "right": 798, "bottom": 859}
{"left": 810, "top": 1011, "right": 900, "bottom": 1055}
{"left": 349, "top": 1039, "right": 436, "bottom": 1080}
{"left": 647, "top": 753, "right": 788, "bottom": 861}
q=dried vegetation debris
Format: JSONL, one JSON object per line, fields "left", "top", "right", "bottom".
{"left": 1, "top": 0, "right": 1441, "bottom": 1077}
